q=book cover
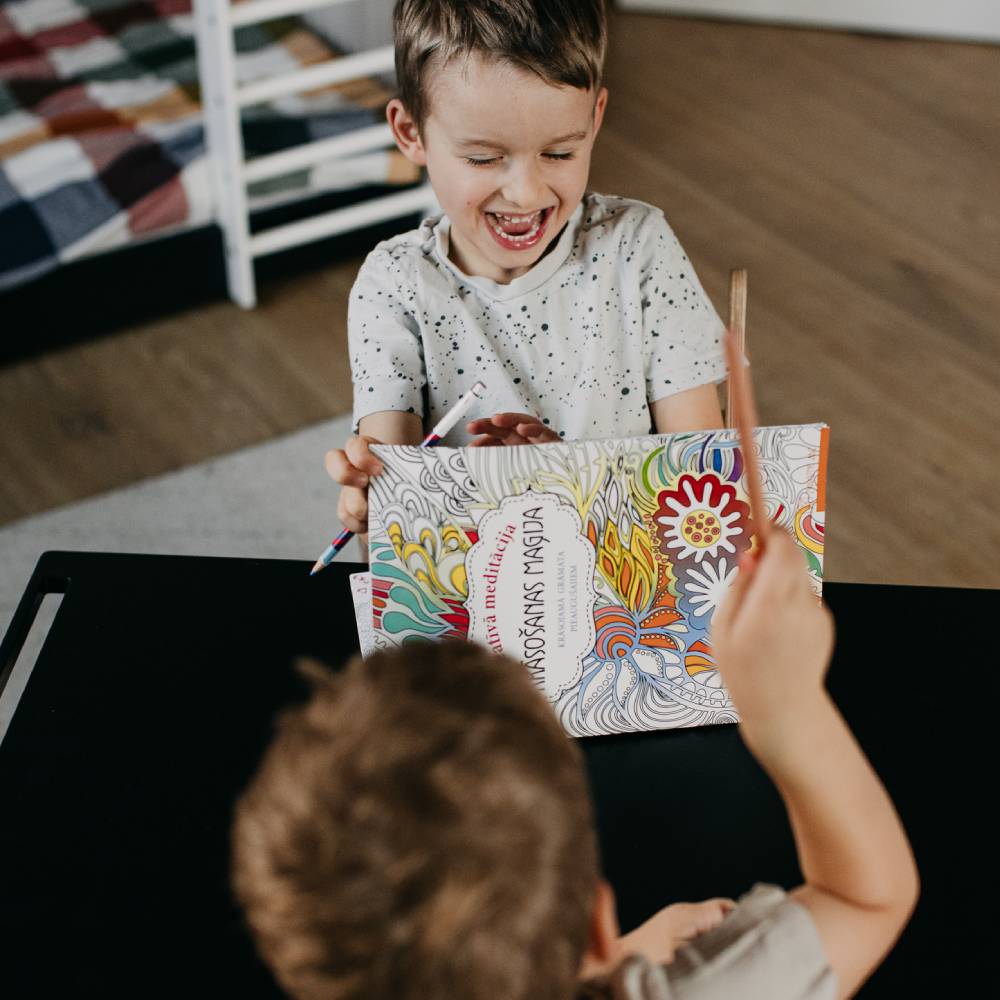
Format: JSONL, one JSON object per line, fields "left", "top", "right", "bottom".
{"left": 365, "top": 424, "right": 829, "bottom": 737}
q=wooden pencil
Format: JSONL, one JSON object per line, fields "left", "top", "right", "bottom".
{"left": 724, "top": 269, "right": 770, "bottom": 549}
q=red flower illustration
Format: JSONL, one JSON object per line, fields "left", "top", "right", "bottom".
{"left": 654, "top": 473, "right": 753, "bottom": 565}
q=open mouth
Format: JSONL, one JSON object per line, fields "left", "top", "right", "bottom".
{"left": 484, "top": 206, "right": 553, "bottom": 249}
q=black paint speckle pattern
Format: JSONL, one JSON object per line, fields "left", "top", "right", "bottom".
{"left": 349, "top": 191, "right": 728, "bottom": 443}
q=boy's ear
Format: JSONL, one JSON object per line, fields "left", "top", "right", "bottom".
{"left": 386, "top": 99, "right": 427, "bottom": 166}
{"left": 591, "top": 86, "right": 609, "bottom": 139}
{"left": 579, "top": 878, "right": 622, "bottom": 979}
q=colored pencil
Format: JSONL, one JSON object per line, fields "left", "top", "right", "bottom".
{"left": 726, "top": 268, "right": 747, "bottom": 427}
{"left": 724, "top": 327, "right": 770, "bottom": 549}
{"left": 310, "top": 381, "right": 487, "bottom": 575}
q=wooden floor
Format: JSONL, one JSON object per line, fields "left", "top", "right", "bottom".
{"left": 2, "top": 14, "right": 998, "bottom": 588}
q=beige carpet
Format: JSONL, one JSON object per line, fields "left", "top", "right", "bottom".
{"left": 0, "top": 414, "right": 361, "bottom": 643}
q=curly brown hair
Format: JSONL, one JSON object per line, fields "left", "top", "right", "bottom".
{"left": 393, "top": 0, "right": 609, "bottom": 133}
{"left": 232, "top": 641, "right": 600, "bottom": 1000}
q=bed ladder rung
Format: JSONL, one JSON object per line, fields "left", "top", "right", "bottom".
{"left": 194, "top": 0, "right": 413, "bottom": 308}
{"left": 242, "top": 123, "right": 393, "bottom": 184}
{"left": 237, "top": 46, "right": 395, "bottom": 107}
{"left": 249, "top": 184, "right": 435, "bottom": 259}
{"left": 228, "top": 0, "right": 355, "bottom": 30}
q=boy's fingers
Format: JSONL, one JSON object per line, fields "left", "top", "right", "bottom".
{"left": 469, "top": 412, "right": 546, "bottom": 431}
{"left": 341, "top": 489, "right": 368, "bottom": 521}
{"left": 489, "top": 411, "right": 542, "bottom": 427}
{"left": 466, "top": 413, "right": 555, "bottom": 446}
{"left": 516, "top": 425, "right": 545, "bottom": 440}
{"left": 467, "top": 418, "right": 557, "bottom": 448}
{"left": 703, "top": 897, "right": 737, "bottom": 916}
{"left": 466, "top": 421, "right": 511, "bottom": 441}
{"left": 515, "top": 422, "right": 559, "bottom": 443}
{"left": 734, "top": 531, "right": 809, "bottom": 625}
{"left": 753, "top": 530, "right": 806, "bottom": 602}
{"left": 466, "top": 418, "right": 498, "bottom": 435}
{"left": 337, "top": 488, "right": 368, "bottom": 534}
{"left": 714, "top": 551, "right": 757, "bottom": 632}
{"left": 467, "top": 416, "right": 507, "bottom": 434}
{"left": 339, "top": 512, "right": 367, "bottom": 534}
{"left": 344, "top": 436, "right": 384, "bottom": 476}
{"left": 325, "top": 449, "right": 369, "bottom": 488}
{"left": 489, "top": 427, "right": 522, "bottom": 445}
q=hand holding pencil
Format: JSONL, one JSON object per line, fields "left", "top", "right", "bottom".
{"left": 311, "top": 382, "right": 487, "bottom": 575}
{"left": 327, "top": 435, "right": 384, "bottom": 536}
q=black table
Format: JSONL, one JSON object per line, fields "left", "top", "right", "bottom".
{"left": 0, "top": 551, "right": 995, "bottom": 997}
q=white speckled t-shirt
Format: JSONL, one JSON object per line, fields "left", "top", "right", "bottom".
{"left": 348, "top": 191, "right": 728, "bottom": 444}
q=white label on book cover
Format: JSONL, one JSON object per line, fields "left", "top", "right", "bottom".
{"left": 466, "top": 493, "right": 597, "bottom": 699}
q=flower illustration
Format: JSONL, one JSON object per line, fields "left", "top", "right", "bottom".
{"left": 580, "top": 602, "right": 687, "bottom": 718}
{"left": 679, "top": 556, "right": 739, "bottom": 619}
{"left": 654, "top": 473, "right": 752, "bottom": 564}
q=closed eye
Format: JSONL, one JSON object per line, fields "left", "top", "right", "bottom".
{"left": 463, "top": 152, "right": 577, "bottom": 167}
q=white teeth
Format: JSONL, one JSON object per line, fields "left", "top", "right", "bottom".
{"left": 491, "top": 218, "right": 542, "bottom": 241}
{"left": 487, "top": 208, "right": 546, "bottom": 242}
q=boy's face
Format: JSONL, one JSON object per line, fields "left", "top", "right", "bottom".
{"left": 389, "top": 55, "right": 608, "bottom": 285}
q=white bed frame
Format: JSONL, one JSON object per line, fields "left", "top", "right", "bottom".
{"left": 193, "top": 0, "right": 437, "bottom": 308}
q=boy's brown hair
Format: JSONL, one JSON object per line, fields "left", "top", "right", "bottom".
{"left": 393, "top": 0, "right": 609, "bottom": 133}
{"left": 232, "top": 641, "right": 600, "bottom": 1000}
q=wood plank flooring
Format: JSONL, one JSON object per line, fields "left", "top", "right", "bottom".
{"left": 2, "top": 13, "right": 998, "bottom": 588}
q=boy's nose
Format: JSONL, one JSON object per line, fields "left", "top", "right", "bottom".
{"left": 500, "top": 162, "right": 547, "bottom": 210}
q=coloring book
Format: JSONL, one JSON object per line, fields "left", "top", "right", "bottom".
{"left": 362, "top": 425, "right": 829, "bottom": 737}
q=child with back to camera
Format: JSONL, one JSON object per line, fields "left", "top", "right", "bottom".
{"left": 232, "top": 529, "right": 918, "bottom": 999}
{"left": 327, "top": 0, "right": 732, "bottom": 537}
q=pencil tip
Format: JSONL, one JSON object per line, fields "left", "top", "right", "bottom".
{"left": 310, "top": 561, "right": 323, "bottom": 576}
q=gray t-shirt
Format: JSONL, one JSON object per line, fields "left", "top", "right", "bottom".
{"left": 579, "top": 884, "right": 835, "bottom": 1000}
{"left": 348, "top": 191, "right": 728, "bottom": 444}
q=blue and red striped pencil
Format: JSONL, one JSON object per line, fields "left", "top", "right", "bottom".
{"left": 310, "top": 381, "right": 487, "bottom": 575}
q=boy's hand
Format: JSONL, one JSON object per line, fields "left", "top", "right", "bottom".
{"left": 620, "top": 898, "right": 736, "bottom": 965}
{"left": 711, "top": 529, "right": 834, "bottom": 739}
{"left": 324, "top": 436, "right": 384, "bottom": 535}
{"left": 466, "top": 412, "right": 561, "bottom": 447}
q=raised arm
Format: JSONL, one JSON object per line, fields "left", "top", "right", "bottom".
{"left": 764, "top": 700, "right": 919, "bottom": 998}
{"left": 712, "top": 533, "right": 919, "bottom": 1000}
